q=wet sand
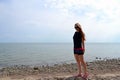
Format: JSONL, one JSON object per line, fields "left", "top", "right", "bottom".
{"left": 0, "top": 58, "right": 120, "bottom": 80}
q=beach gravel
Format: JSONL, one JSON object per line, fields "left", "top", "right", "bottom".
{"left": 0, "top": 58, "right": 120, "bottom": 80}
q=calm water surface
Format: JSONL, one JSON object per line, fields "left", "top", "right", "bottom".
{"left": 0, "top": 43, "right": 120, "bottom": 67}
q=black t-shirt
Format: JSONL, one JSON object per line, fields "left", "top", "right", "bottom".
{"left": 73, "top": 32, "right": 82, "bottom": 48}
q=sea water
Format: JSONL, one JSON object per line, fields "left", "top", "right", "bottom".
{"left": 0, "top": 43, "right": 120, "bottom": 67}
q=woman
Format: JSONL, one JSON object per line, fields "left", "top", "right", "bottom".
{"left": 73, "top": 23, "right": 88, "bottom": 78}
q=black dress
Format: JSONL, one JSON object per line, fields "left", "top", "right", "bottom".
{"left": 73, "top": 32, "right": 84, "bottom": 55}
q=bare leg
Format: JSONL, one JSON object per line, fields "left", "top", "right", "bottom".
{"left": 74, "top": 54, "right": 82, "bottom": 75}
{"left": 79, "top": 55, "right": 87, "bottom": 74}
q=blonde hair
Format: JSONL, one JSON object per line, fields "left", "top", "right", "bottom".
{"left": 75, "top": 23, "right": 86, "bottom": 41}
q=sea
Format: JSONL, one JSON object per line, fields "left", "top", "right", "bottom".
{"left": 0, "top": 43, "right": 120, "bottom": 68}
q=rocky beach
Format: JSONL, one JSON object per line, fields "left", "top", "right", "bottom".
{"left": 0, "top": 58, "right": 120, "bottom": 80}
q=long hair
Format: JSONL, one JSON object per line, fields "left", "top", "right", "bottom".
{"left": 75, "top": 23, "right": 86, "bottom": 41}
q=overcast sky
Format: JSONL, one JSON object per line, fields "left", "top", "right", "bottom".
{"left": 0, "top": 0, "right": 120, "bottom": 43}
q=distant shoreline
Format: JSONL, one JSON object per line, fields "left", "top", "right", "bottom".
{"left": 0, "top": 42, "right": 120, "bottom": 44}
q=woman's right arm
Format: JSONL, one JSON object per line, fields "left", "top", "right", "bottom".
{"left": 82, "top": 38, "right": 85, "bottom": 52}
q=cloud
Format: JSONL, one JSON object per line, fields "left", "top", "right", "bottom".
{"left": 0, "top": 0, "right": 120, "bottom": 42}
{"left": 44, "top": 0, "right": 120, "bottom": 42}
{"left": 0, "top": 0, "right": 75, "bottom": 42}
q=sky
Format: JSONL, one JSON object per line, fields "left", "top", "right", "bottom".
{"left": 0, "top": 0, "right": 120, "bottom": 43}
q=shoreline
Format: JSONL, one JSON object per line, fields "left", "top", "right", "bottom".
{"left": 0, "top": 58, "right": 120, "bottom": 80}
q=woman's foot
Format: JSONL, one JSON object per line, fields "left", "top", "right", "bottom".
{"left": 74, "top": 73, "right": 82, "bottom": 77}
{"left": 82, "top": 72, "right": 89, "bottom": 79}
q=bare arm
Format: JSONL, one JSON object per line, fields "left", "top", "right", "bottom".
{"left": 82, "top": 38, "right": 85, "bottom": 51}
